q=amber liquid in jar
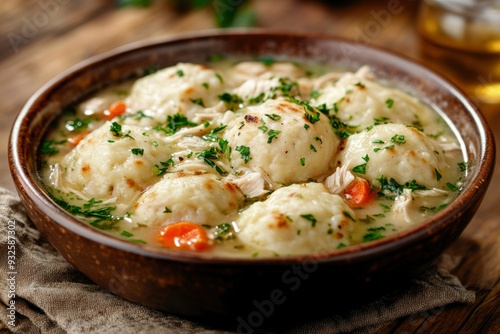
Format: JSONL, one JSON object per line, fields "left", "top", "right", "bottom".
{"left": 417, "top": 0, "right": 500, "bottom": 107}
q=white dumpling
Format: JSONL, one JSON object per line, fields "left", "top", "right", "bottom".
{"left": 55, "top": 121, "right": 171, "bottom": 213}
{"left": 125, "top": 63, "right": 226, "bottom": 124}
{"left": 336, "top": 123, "right": 449, "bottom": 189}
{"left": 236, "top": 183, "right": 357, "bottom": 255}
{"left": 131, "top": 171, "right": 244, "bottom": 227}
{"left": 223, "top": 98, "right": 339, "bottom": 185}
{"left": 311, "top": 66, "right": 434, "bottom": 130}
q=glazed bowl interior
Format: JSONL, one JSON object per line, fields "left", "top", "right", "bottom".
{"left": 8, "top": 30, "right": 495, "bottom": 326}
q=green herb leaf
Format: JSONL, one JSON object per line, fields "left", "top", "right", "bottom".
{"left": 435, "top": 168, "right": 442, "bottom": 181}
{"left": 352, "top": 163, "right": 367, "bottom": 174}
{"left": 385, "top": 98, "right": 394, "bottom": 109}
{"left": 235, "top": 145, "right": 251, "bottom": 164}
{"left": 300, "top": 214, "right": 317, "bottom": 227}
{"left": 267, "top": 129, "right": 281, "bottom": 143}
{"left": 131, "top": 148, "right": 144, "bottom": 156}
{"left": 110, "top": 122, "right": 122, "bottom": 137}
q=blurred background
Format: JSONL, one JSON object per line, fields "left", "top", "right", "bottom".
{"left": 0, "top": 1, "right": 499, "bottom": 333}
{"left": 2, "top": 0, "right": 498, "bottom": 192}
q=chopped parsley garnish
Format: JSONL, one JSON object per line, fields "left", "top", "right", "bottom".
{"left": 202, "top": 82, "right": 209, "bottom": 89}
{"left": 329, "top": 115, "right": 356, "bottom": 138}
{"left": 446, "top": 182, "right": 458, "bottom": 191}
{"left": 304, "top": 124, "right": 310, "bottom": 130}
{"left": 265, "top": 113, "right": 281, "bottom": 121}
{"left": 153, "top": 158, "right": 175, "bottom": 176}
{"left": 127, "top": 110, "right": 152, "bottom": 121}
{"left": 235, "top": 145, "right": 251, "bottom": 164}
{"left": 154, "top": 113, "right": 197, "bottom": 135}
{"left": 176, "top": 69, "right": 184, "bottom": 77}
{"left": 66, "top": 119, "right": 91, "bottom": 132}
{"left": 300, "top": 214, "right": 317, "bottom": 227}
{"left": 358, "top": 215, "right": 376, "bottom": 224}
{"left": 51, "top": 196, "right": 119, "bottom": 229}
{"left": 390, "top": 134, "right": 406, "bottom": 145}
{"left": 363, "top": 227, "right": 386, "bottom": 242}
{"left": 458, "top": 162, "right": 469, "bottom": 172}
{"left": 258, "top": 119, "right": 268, "bottom": 133}
{"left": 219, "top": 92, "right": 243, "bottom": 110}
{"left": 215, "top": 73, "right": 223, "bottom": 83}
{"left": 131, "top": 148, "right": 144, "bottom": 156}
{"left": 385, "top": 98, "right": 394, "bottom": 109}
{"left": 379, "top": 203, "right": 392, "bottom": 212}
{"left": 143, "top": 64, "right": 159, "bottom": 76}
{"left": 197, "top": 147, "right": 227, "bottom": 175}
{"left": 343, "top": 211, "right": 356, "bottom": 222}
{"left": 40, "top": 140, "right": 66, "bottom": 156}
{"left": 163, "top": 207, "right": 172, "bottom": 213}
{"left": 267, "top": 130, "right": 281, "bottom": 143}
{"left": 372, "top": 139, "right": 385, "bottom": 144}
{"left": 152, "top": 141, "right": 158, "bottom": 147}
{"left": 427, "top": 130, "right": 444, "bottom": 139}
{"left": 202, "top": 124, "right": 228, "bottom": 142}
{"left": 129, "top": 239, "right": 147, "bottom": 245}
{"left": 352, "top": 163, "right": 367, "bottom": 174}
{"left": 212, "top": 223, "right": 235, "bottom": 242}
{"left": 208, "top": 53, "right": 224, "bottom": 62}
{"left": 190, "top": 98, "right": 205, "bottom": 107}
{"left": 311, "top": 90, "right": 321, "bottom": 99}
{"left": 337, "top": 243, "right": 346, "bottom": 249}
{"left": 374, "top": 116, "right": 390, "bottom": 125}
{"left": 420, "top": 204, "right": 448, "bottom": 213}
{"left": 121, "top": 231, "right": 133, "bottom": 237}
{"left": 353, "top": 155, "right": 369, "bottom": 174}
{"left": 304, "top": 110, "right": 321, "bottom": 124}
{"left": 110, "top": 122, "right": 122, "bottom": 136}
{"left": 249, "top": 92, "right": 265, "bottom": 104}
{"left": 310, "top": 144, "right": 317, "bottom": 152}
{"left": 435, "top": 168, "right": 442, "bottom": 181}
{"left": 377, "top": 176, "right": 428, "bottom": 194}
{"left": 300, "top": 157, "right": 306, "bottom": 166}
{"left": 333, "top": 98, "right": 345, "bottom": 113}
{"left": 260, "top": 56, "right": 275, "bottom": 66}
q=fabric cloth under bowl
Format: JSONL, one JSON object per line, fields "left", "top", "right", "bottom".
{"left": 0, "top": 187, "right": 475, "bottom": 334}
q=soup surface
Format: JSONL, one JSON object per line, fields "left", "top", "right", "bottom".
{"left": 39, "top": 58, "right": 467, "bottom": 257}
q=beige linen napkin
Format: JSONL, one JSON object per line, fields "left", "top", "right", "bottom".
{"left": 0, "top": 187, "right": 475, "bottom": 334}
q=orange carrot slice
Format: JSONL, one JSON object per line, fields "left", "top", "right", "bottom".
{"left": 344, "top": 178, "right": 376, "bottom": 207}
{"left": 158, "top": 222, "right": 209, "bottom": 251}
{"left": 103, "top": 101, "right": 127, "bottom": 120}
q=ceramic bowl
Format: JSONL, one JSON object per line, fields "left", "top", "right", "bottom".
{"left": 8, "top": 30, "right": 495, "bottom": 330}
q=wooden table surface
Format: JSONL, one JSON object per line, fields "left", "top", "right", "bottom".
{"left": 1, "top": 1, "right": 498, "bottom": 333}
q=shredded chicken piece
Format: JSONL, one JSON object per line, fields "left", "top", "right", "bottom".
{"left": 354, "top": 65, "right": 375, "bottom": 80}
{"left": 233, "top": 77, "right": 282, "bottom": 100}
{"left": 163, "top": 123, "right": 210, "bottom": 143}
{"left": 312, "top": 72, "right": 345, "bottom": 91}
{"left": 413, "top": 188, "right": 449, "bottom": 197}
{"left": 172, "top": 160, "right": 215, "bottom": 174}
{"left": 438, "top": 140, "right": 461, "bottom": 152}
{"left": 191, "top": 102, "right": 228, "bottom": 123}
{"left": 175, "top": 136, "right": 213, "bottom": 151}
{"left": 324, "top": 164, "right": 355, "bottom": 194}
{"left": 393, "top": 188, "right": 413, "bottom": 223}
{"left": 230, "top": 171, "right": 269, "bottom": 198}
